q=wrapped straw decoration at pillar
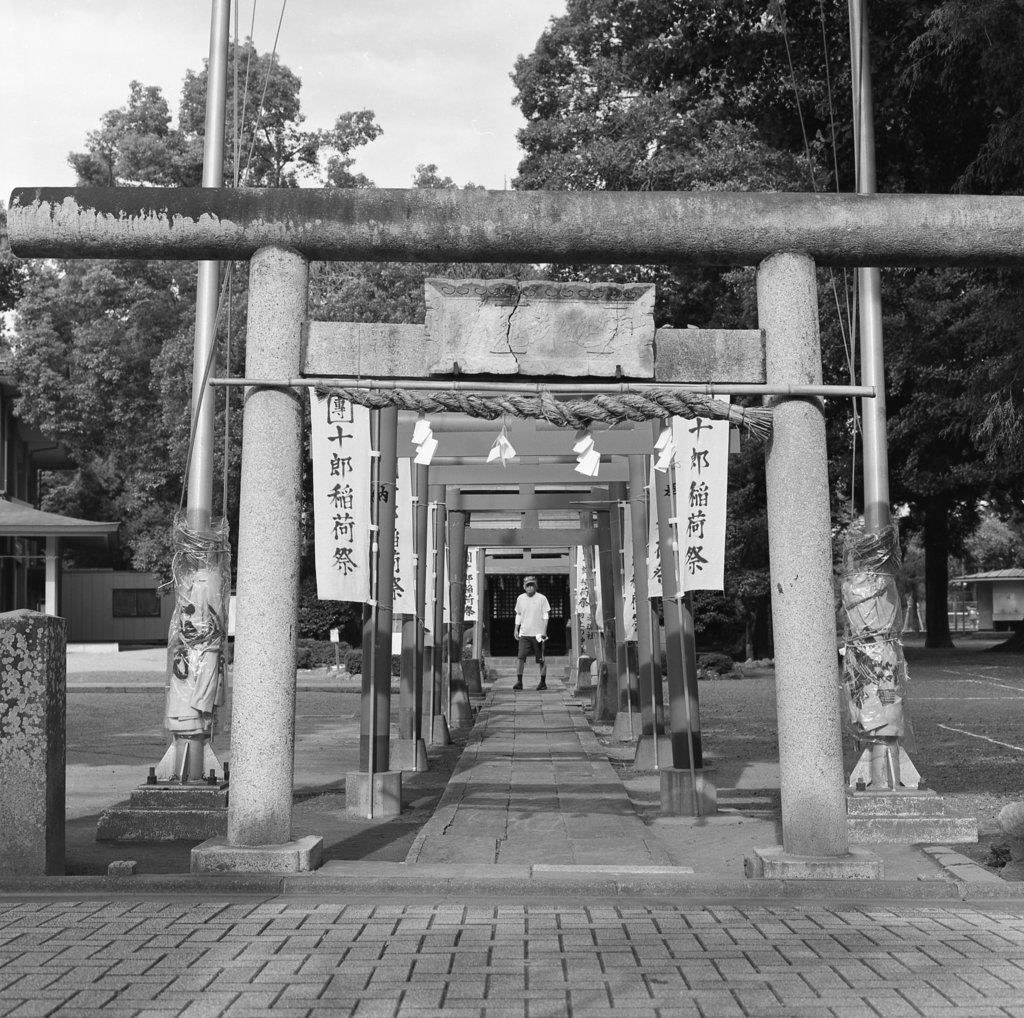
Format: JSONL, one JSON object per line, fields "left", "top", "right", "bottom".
{"left": 839, "top": 522, "right": 913, "bottom": 747}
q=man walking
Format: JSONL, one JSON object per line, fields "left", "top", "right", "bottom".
{"left": 513, "top": 575, "right": 550, "bottom": 690}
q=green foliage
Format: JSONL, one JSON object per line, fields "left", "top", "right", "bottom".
{"left": 297, "top": 576, "right": 361, "bottom": 643}
{"left": 343, "top": 648, "right": 363, "bottom": 674}
{"left": 295, "top": 638, "right": 350, "bottom": 670}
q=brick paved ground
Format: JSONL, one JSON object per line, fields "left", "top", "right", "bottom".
{"left": 3, "top": 895, "right": 1024, "bottom": 1017}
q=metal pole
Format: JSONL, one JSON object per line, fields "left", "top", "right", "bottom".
{"left": 849, "top": 0, "right": 891, "bottom": 532}
{"left": 413, "top": 463, "right": 429, "bottom": 742}
{"left": 209, "top": 377, "right": 875, "bottom": 400}
{"left": 187, "top": 0, "right": 229, "bottom": 529}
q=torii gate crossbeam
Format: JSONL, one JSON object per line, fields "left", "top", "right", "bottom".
{"left": 9, "top": 187, "right": 1024, "bottom": 267}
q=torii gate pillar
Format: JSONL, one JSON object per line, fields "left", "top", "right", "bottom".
{"left": 192, "top": 245, "right": 322, "bottom": 873}
{"left": 749, "top": 253, "right": 879, "bottom": 878}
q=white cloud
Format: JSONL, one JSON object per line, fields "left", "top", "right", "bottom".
{"left": 1, "top": 0, "right": 564, "bottom": 204}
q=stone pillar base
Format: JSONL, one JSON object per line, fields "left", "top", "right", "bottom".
{"left": 391, "top": 738, "right": 429, "bottom": 773}
{"left": 744, "top": 845, "right": 883, "bottom": 880}
{"left": 660, "top": 767, "right": 716, "bottom": 817}
{"left": 612, "top": 711, "right": 641, "bottom": 742}
{"left": 631, "top": 733, "right": 673, "bottom": 772}
{"left": 345, "top": 770, "right": 402, "bottom": 818}
{"left": 429, "top": 714, "right": 451, "bottom": 746}
{"left": 191, "top": 834, "right": 323, "bottom": 874}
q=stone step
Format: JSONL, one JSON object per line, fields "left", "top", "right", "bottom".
{"left": 96, "top": 807, "right": 228, "bottom": 842}
{"left": 847, "top": 815, "right": 978, "bottom": 844}
{"left": 846, "top": 790, "right": 947, "bottom": 817}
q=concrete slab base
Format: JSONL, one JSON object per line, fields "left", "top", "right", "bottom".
{"left": 660, "top": 767, "right": 717, "bottom": 817}
{"left": 345, "top": 770, "right": 402, "bottom": 818}
{"left": 191, "top": 835, "right": 323, "bottom": 874}
{"left": 429, "top": 715, "right": 450, "bottom": 746}
{"left": 96, "top": 783, "right": 229, "bottom": 841}
{"left": 745, "top": 845, "right": 883, "bottom": 880}
{"left": 846, "top": 789, "right": 978, "bottom": 844}
{"left": 391, "top": 738, "right": 429, "bottom": 773}
{"left": 631, "top": 734, "right": 673, "bottom": 772}
{"left": 612, "top": 711, "right": 641, "bottom": 742}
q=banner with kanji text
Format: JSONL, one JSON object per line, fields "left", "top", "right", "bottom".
{"left": 309, "top": 393, "right": 372, "bottom": 603}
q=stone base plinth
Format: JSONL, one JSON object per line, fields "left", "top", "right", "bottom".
{"left": 345, "top": 770, "right": 402, "bottom": 818}
{"left": 745, "top": 845, "right": 883, "bottom": 880}
{"left": 429, "top": 714, "right": 451, "bottom": 746}
{"left": 97, "top": 783, "right": 229, "bottom": 841}
{"left": 391, "top": 738, "right": 429, "bottom": 773}
{"left": 191, "top": 835, "right": 323, "bottom": 873}
{"left": 612, "top": 711, "right": 641, "bottom": 742}
{"left": 846, "top": 789, "right": 978, "bottom": 844}
{"left": 631, "top": 734, "right": 673, "bottom": 772}
{"left": 660, "top": 767, "right": 717, "bottom": 817}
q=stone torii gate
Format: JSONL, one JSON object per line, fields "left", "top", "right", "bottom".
{"left": 11, "top": 187, "right": 1018, "bottom": 877}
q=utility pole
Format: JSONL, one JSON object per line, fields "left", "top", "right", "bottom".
{"left": 849, "top": 0, "right": 890, "bottom": 531}
{"left": 156, "top": 0, "right": 231, "bottom": 784}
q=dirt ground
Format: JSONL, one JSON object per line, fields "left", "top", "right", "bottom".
{"left": 66, "top": 634, "right": 1024, "bottom": 877}
{"left": 587, "top": 633, "right": 1024, "bottom": 878}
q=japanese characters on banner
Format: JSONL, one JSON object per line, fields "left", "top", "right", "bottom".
{"left": 574, "top": 546, "right": 591, "bottom": 618}
{"left": 621, "top": 501, "right": 638, "bottom": 641}
{"left": 464, "top": 548, "right": 480, "bottom": 623}
{"left": 647, "top": 461, "right": 662, "bottom": 597}
{"left": 671, "top": 404, "right": 730, "bottom": 593}
{"left": 309, "top": 393, "right": 372, "bottom": 602}
{"left": 392, "top": 459, "right": 416, "bottom": 615}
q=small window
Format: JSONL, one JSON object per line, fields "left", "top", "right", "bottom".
{"left": 113, "top": 588, "right": 161, "bottom": 618}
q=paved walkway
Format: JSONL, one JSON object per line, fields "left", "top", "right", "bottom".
{"left": 3, "top": 896, "right": 1024, "bottom": 1017}
{"left": 408, "top": 667, "right": 676, "bottom": 868}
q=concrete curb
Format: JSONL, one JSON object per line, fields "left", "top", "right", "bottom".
{"left": 3, "top": 863, "right": 1021, "bottom": 901}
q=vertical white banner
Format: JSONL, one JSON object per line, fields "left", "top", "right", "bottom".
{"left": 672, "top": 405, "right": 730, "bottom": 592}
{"left": 392, "top": 459, "right": 416, "bottom": 615}
{"left": 310, "top": 393, "right": 371, "bottom": 602}
{"left": 424, "top": 500, "right": 437, "bottom": 634}
{"left": 574, "top": 546, "right": 591, "bottom": 617}
{"left": 647, "top": 461, "right": 662, "bottom": 597}
{"left": 443, "top": 526, "right": 451, "bottom": 624}
{"left": 586, "top": 545, "right": 603, "bottom": 632}
{"left": 622, "top": 501, "right": 638, "bottom": 641}
{"left": 464, "top": 548, "right": 479, "bottom": 622}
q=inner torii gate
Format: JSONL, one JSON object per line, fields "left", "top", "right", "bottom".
{"left": 11, "top": 187, "right": 1015, "bottom": 877}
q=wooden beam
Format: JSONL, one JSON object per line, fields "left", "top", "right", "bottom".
{"left": 465, "top": 528, "right": 600, "bottom": 548}
{"left": 429, "top": 462, "right": 628, "bottom": 484}
{"left": 453, "top": 492, "right": 611, "bottom": 511}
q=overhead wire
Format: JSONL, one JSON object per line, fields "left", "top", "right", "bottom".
{"left": 181, "top": 0, "right": 290, "bottom": 513}
{"left": 778, "top": 0, "right": 861, "bottom": 514}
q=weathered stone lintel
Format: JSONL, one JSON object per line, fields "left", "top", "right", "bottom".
{"left": 423, "top": 278, "right": 655, "bottom": 378}
{"left": 302, "top": 322, "right": 764, "bottom": 384}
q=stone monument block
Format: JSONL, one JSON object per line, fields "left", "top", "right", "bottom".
{"left": 424, "top": 278, "right": 655, "bottom": 377}
{"left": 0, "top": 609, "right": 66, "bottom": 875}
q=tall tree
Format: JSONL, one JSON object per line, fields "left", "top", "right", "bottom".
{"left": 512, "top": 0, "right": 1024, "bottom": 648}
{"left": 13, "top": 45, "right": 382, "bottom": 575}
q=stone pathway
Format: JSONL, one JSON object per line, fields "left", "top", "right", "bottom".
{"left": 408, "top": 669, "right": 675, "bottom": 868}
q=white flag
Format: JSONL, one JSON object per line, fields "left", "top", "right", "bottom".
{"left": 622, "top": 501, "right": 638, "bottom": 641}
{"left": 672, "top": 406, "right": 730, "bottom": 593}
{"left": 392, "top": 459, "right": 416, "bottom": 615}
{"left": 310, "top": 393, "right": 371, "bottom": 603}
{"left": 464, "top": 548, "right": 480, "bottom": 622}
{"left": 647, "top": 460, "right": 662, "bottom": 597}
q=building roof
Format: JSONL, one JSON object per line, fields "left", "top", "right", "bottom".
{"left": 0, "top": 498, "right": 119, "bottom": 538}
{"left": 953, "top": 568, "right": 1024, "bottom": 583}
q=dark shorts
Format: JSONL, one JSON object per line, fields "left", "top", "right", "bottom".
{"left": 517, "top": 636, "right": 545, "bottom": 662}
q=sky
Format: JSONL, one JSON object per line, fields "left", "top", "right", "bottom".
{"left": 1, "top": 0, "right": 566, "bottom": 206}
